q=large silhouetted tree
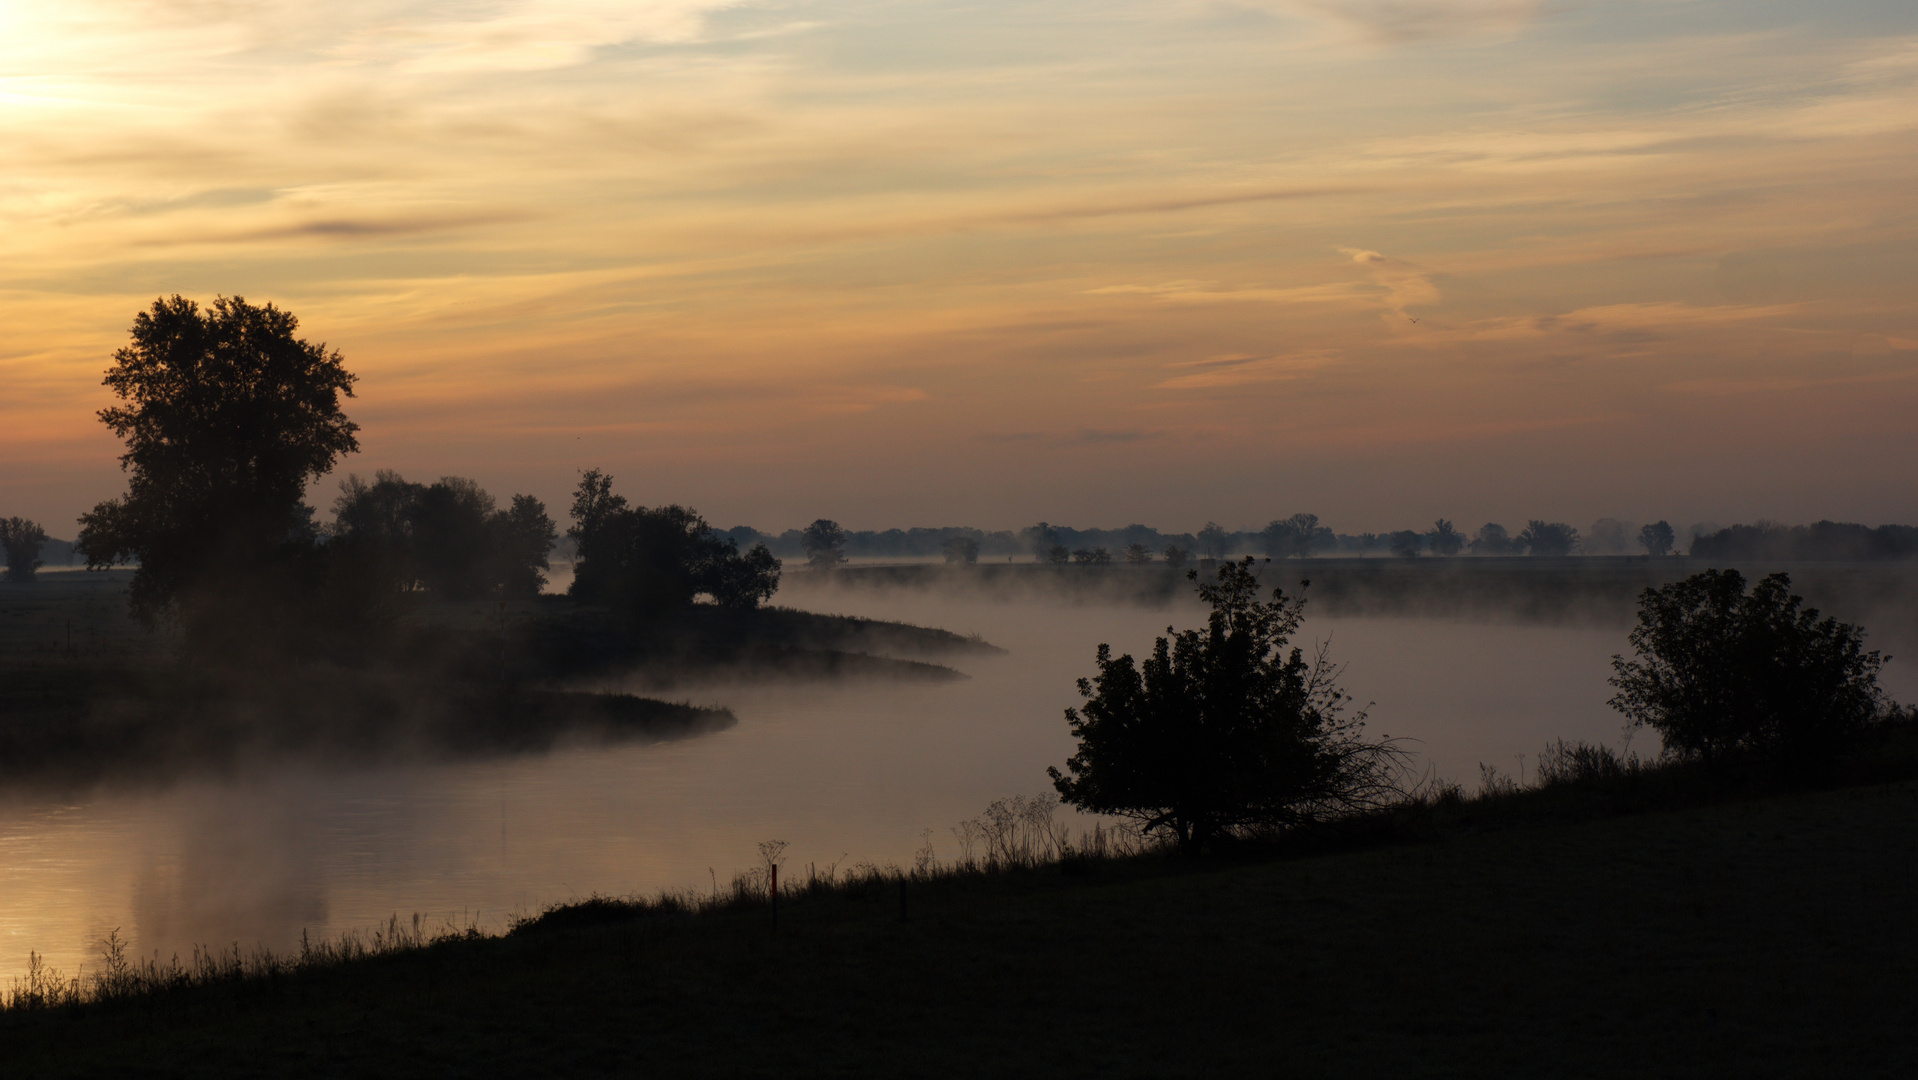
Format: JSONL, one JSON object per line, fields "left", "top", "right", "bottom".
{"left": 802, "top": 519, "right": 848, "bottom": 572}
{"left": 1609, "top": 570, "right": 1889, "bottom": 762}
{"left": 1517, "top": 520, "right": 1580, "bottom": 556}
{"left": 1261, "top": 513, "right": 1320, "bottom": 560}
{"left": 76, "top": 295, "right": 360, "bottom": 637}
{"left": 1639, "top": 520, "right": 1676, "bottom": 557}
{"left": 1, "top": 518, "right": 49, "bottom": 583}
{"left": 567, "top": 471, "right": 779, "bottom": 614}
{"left": 1427, "top": 519, "right": 1463, "bottom": 557}
{"left": 1050, "top": 558, "right": 1403, "bottom": 852}
{"left": 942, "top": 535, "right": 981, "bottom": 565}
{"left": 1388, "top": 530, "right": 1422, "bottom": 558}
{"left": 1469, "top": 523, "right": 1512, "bottom": 555}
{"left": 1196, "top": 522, "right": 1230, "bottom": 561}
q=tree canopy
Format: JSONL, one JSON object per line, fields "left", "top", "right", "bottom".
{"left": 801, "top": 519, "right": 848, "bottom": 572}
{"left": 331, "top": 472, "right": 558, "bottom": 599}
{"left": 1638, "top": 521, "right": 1676, "bottom": 557}
{"left": 1427, "top": 519, "right": 1463, "bottom": 556}
{"left": 1609, "top": 569, "right": 1890, "bottom": 762}
{"left": 567, "top": 470, "right": 779, "bottom": 614}
{"left": 76, "top": 295, "right": 360, "bottom": 633}
{"left": 1516, "top": 520, "right": 1580, "bottom": 556}
{"left": 1050, "top": 558, "right": 1404, "bottom": 851}
{"left": 1, "top": 517, "right": 49, "bottom": 583}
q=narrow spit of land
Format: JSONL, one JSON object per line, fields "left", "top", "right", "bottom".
{"left": 0, "top": 571, "right": 994, "bottom": 786}
{"left": 3, "top": 778, "right": 1914, "bottom": 1078}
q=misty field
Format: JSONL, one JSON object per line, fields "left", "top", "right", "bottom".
{"left": 3, "top": 773, "right": 1914, "bottom": 1077}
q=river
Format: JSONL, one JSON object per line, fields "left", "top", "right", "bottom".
{"left": 2, "top": 581, "right": 1908, "bottom": 986}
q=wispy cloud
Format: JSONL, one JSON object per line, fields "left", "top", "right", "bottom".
{"left": 1155, "top": 350, "right": 1341, "bottom": 389}
{"left": 1243, "top": 0, "right": 1542, "bottom": 43}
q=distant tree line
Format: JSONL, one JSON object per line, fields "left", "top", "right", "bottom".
{"left": 718, "top": 515, "right": 1711, "bottom": 563}
{"left": 1689, "top": 521, "right": 1918, "bottom": 562}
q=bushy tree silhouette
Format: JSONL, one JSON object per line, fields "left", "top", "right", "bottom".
{"left": 801, "top": 519, "right": 847, "bottom": 572}
{"left": 1050, "top": 558, "right": 1404, "bottom": 851}
{"left": 1469, "top": 523, "right": 1511, "bottom": 555}
{"left": 1427, "top": 519, "right": 1463, "bottom": 556}
{"left": 941, "top": 535, "right": 980, "bottom": 565}
{"left": 1, "top": 517, "right": 49, "bottom": 582}
{"left": 567, "top": 471, "right": 779, "bottom": 614}
{"left": 1517, "top": 520, "right": 1580, "bottom": 556}
{"left": 1638, "top": 520, "right": 1676, "bottom": 557}
{"left": 332, "top": 473, "right": 557, "bottom": 599}
{"left": 1609, "top": 569, "right": 1890, "bottom": 762}
{"left": 76, "top": 295, "right": 360, "bottom": 641}
{"left": 1261, "top": 513, "right": 1320, "bottom": 559}
{"left": 1196, "top": 521, "right": 1230, "bottom": 561}
{"left": 1388, "top": 530, "right": 1422, "bottom": 558}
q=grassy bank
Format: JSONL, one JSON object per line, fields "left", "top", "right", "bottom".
{"left": 5, "top": 741, "right": 1916, "bottom": 1077}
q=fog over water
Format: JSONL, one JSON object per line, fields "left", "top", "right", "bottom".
{"left": 3, "top": 582, "right": 1910, "bottom": 986}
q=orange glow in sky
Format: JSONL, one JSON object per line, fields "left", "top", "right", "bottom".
{"left": 3, "top": 1, "right": 1915, "bottom": 534}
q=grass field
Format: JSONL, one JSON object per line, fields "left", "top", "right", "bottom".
{"left": 2, "top": 772, "right": 1914, "bottom": 1078}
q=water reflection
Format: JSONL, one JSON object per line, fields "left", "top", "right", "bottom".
{"left": 2, "top": 587, "right": 1908, "bottom": 986}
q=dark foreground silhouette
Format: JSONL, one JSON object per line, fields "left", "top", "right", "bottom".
{"left": 4, "top": 729, "right": 1916, "bottom": 1078}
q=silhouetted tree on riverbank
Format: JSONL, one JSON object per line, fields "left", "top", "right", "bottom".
{"left": 332, "top": 473, "right": 557, "bottom": 599}
{"left": 1639, "top": 521, "right": 1676, "bottom": 557}
{"left": 1050, "top": 558, "right": 1405, "bottom": 852}
{"left": 1609, "top": 569, "right": 1891, "bottom": 764}
{"left": 567, "top": 470, "right": 779, "bottom": 614}
{"left": 802, "top": 519, "right": 848, "bottom": 572}
{"left": 1517, "top": 520, "right": 1580, "bottom": 556}
{"left": 1470, "top": 523, "right": 1512, "bottom": 555}
{"left": 942, "top": 535, "right": 980, "bottom": 565}
{"left": 76, "top": 295, "right": 365, "bottom": 649}
{"left": 1, "top": 518, "right": 49, "bottom": 582}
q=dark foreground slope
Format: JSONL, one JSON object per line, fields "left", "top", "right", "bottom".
{"left": 6, "top": 780, "right": 1914, "bottom": 1078}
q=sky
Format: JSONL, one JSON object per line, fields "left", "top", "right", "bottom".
{"left": 3, "top": 0, "right": 1915, "bottom": 536}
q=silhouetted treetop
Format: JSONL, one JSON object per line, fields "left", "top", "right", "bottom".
{"left": 801, "top": 519, "right": 848, "bottom": 572}
{"left": 1639, "top": 520, "right": 1676, "bottom": 557}
{"left": 1, "top": 517, "right": 49, "bottom": 583}
{"left": 1609, "top": 569, "right": 1891, "bottom": 763}
{"left": 77, "top": 295, "right": 360, "bottom": 629}
{"left": 1517, "top": 520, "right": 1580, "bottom": 557}
{"left": 1470, "top": 523, "right": 1511, "bottom": 556}
{"left": 333, "top": 473, "right": 557, "bottom": 600}
{"left": 1050, "top": 558, "right": 1404, "bottom": 851}
{"left": 567, "top": 471, "right": 779, "bottom": 614}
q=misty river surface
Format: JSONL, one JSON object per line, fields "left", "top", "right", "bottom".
{"left": 4, "top": 587, "right": 1912, "bottom": 985}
